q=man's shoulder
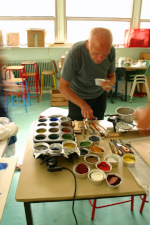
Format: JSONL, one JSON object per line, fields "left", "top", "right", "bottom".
{"left": 70, "top": 41, "right": 86, "bottom": 53}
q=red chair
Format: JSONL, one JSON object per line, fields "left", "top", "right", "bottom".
{"left": 21, "top": 61, "right": 41, "bottom": 102}
{"left": 139, "top": 195, "right": 149, "bottom": 213}
{"left": 89, "top": 196, "right": 134, "bottom": 220}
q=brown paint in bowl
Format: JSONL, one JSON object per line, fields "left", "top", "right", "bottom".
{"left": 49, "top": 128, "right": 59, "bottom": 133}
{"left": 49, "top": 122, "right": 59, "bottom": 126}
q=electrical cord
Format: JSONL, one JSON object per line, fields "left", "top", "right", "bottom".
{"left": 62, "top": 167, "right": 78, "bottom": 225}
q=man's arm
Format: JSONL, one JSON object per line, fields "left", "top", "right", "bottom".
{"left": 59, "top": 77, "right": 94, "bottom": 120}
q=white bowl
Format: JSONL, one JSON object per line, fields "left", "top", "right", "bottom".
{"left": 88, "top": 135, "right": 101, "bottom": 145}
{"left": 88, "top": 169, "right": 106, "bottom": 185}
{"left": 62, "top": 140, "right": 77, "bottom": 153}
{"left": 79, "top": 140, "right": 92, "bottom": 149}
{"left": 95, "top": 78, "right": 106, "bottom": 86}
{"left": 122, "top": 153, "right": 136, "bottom": 167}
{"left": 84, "top": 154, "right": 100, "bottom": 168}
{"left": 90, "top": 145, "right": 105, "bottom": 157}
{"left": 49, "top": 143, "right": 62, "bottom": 153}
{"left": 106, "top": 173, "right": 122, "bottom": 189}
{"left": 104, "top": 153, "right": 121, "bottom": 167}
{"left": 96, "top": 161, "right": 112, "bottom": 173}
{"left": 73, "top": 163, "right": 90, "bottom": 179}
{"left": 79, "top": 147, "right": 89, "bottom": 157}
{"left": 33, "top": 142, "right": 49, "bottom": 153}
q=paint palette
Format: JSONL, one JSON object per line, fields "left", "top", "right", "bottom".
{"left": 33, "top": 116, "right": 75, "bottom": 143}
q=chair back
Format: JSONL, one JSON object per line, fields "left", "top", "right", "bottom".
{"left": 53, "top": 60, "right": 58, "bottom": 74}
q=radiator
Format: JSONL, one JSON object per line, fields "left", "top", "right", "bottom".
{"left": 2, "top": 59, "right": 56, "bottom": 89}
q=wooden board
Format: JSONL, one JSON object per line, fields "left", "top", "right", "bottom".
{"left": 131, "top": 139, "right": 150, "bottom": 167}
{"left": 0, "top": 157, "right": 17, "bottom": 222}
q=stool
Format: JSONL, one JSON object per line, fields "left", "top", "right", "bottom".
{"left": 89, "top": 196, "right": 134, "bottom": 220}
{"left": 40, "top": 60, "right": 57, "bottom": 100}
{"left": 4, "top": 66, "right": 31, "bottom": 112}
{"left": 139, "top": 195, "right": 149, "bottom": 213}
{"left": 21, "top": 61, "right": 41, "bottom": 102}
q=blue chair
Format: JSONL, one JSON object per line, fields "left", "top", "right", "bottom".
{"left": 4, "top": 66, "right": 31, "bottom": 112}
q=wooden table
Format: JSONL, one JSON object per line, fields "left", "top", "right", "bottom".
{"left": 0, "top": 157, "right": 17, "bottom": 222}
{"left": 15, "top": 121, "right": 148, "bottom": 225}
{"left": 117, "top": 66, "right": 147, "bottom": 102}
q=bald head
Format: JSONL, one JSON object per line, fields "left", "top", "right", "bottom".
{"left": 86, "top": 27, "right": 113, "bottom": 64}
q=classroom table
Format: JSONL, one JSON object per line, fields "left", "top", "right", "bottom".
{"left": 15, "top": 120, "right": 149, "bottom": 225}
{"left": 0, "top": 157, "right": 17, "bottom": 222}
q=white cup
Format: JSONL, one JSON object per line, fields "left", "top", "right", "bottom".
{"left": 95, "top": 78, "right": 106, "bottom": 86}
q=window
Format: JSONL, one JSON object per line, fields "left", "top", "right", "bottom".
{"left": 140, "top": 0, "right": 150, "bottom": 28}
{"left": 0, "top": 0, "right": 150, "bottom": 46}
{"left": 0, "top": 0, "right": 55, "bottom": 45}
{"left": 66, "top": 0, "right": 133, "bottom": 45}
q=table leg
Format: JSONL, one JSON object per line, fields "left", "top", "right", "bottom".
{"left": 125, "top": 78, "right": 127, "bottom": 102}
{"left": 24, "top": 202, "right": 33, "bottom": 225}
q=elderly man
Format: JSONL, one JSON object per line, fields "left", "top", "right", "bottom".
{"left": 59, "top": 27, "right": 116, "bottom": 120}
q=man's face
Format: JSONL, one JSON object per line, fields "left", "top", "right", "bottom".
{"left": 87, "top": 40, "right": 111, "bottom": 64}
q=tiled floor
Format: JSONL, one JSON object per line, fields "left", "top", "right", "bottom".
{"left": 1, "top": 93, "right": 149, "bottom": 225}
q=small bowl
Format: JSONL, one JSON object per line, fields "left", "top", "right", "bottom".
{"left": 79, "top": 147, "right": 89, "bottom": 157}
{"left": 122, "top": 153, "right": 136, "bottom": 167}
{"left": 49, "top": 143, "right": 62, "bottom": 153}
{"left": 62, "top": 140, "right": 77, "bottom": 153}
{"left": 88, "top": 169, "right": 106, "bottom": 185}
{"left": 96, "top": 161, "right": 112, "bottom": 173}
{"left": 84, "top": 154, "right": 100, "bottom": 168}
{"left": 33, "top": 142, "right": 49, "bottom": 153}
{"left": 88, "top": 135, "right": 101, "bottom": 145}
{"left": 90, "top": 145, "right": 105, "bottom": 157}
{"left": 79, "top": 140, "right": 92, "bottom": 149}
{"left": 73, "top": 163, "right": 90, "bottom": 179}
{"left": 104, "top": 153, "right": 121, "bottom": 167}
{"left": 95, "top": 78, "right": 106, "bottom": 86}
{"left": 106, "top": 173, "right": 122, "bottom": 189}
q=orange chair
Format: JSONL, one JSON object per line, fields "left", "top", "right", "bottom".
{"left": 21, "top": 61, "right": 41, "bottom": 102}
{"left": 40, "top": 60, "right": 57, "bottom": 100}
{"left": 4, "top": 66, "right": 31, "bottom": 112}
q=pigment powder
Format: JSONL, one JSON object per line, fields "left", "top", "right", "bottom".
{"left": 80, "top": 148, "right": 89, "bottom": 156}
{"left": 89, "top": 136, "right": 100, "bottom": 142}
{"left": 76, "top": 164, "right": 88, "bottom": 174}
{"left": 123, "top": 156, "right": 135, "bottom": 163}
{"left": 63, "top": 143, "right": 76, "bottom": 148}
{"left": 90, "top": 171, "right": 104, "bottom": 181}
{"left": 80, "top": 141, "right": 91, "bottom": 147}
{"left": 86, "top": 156, "right": 98, "bottom": 163}
{"left": 97, "top": 162, "right": 110, "bottom": 172}
{"left": 34, "top": 145, "right": 48, "bottom": 150}
{"left": 107, "top": 174, "right": 121, "bottom": 186}
{"left": 91, "top": 145, "right": 103, "bottom": 153}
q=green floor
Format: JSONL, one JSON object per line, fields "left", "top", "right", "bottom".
{"left": 1, "top": 93, "right": 150, "bottom": 225}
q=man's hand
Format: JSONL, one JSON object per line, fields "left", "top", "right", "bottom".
{"left": 135, "top": 105, "right": 150, "bottom": 135}
{"left": 80, "top": 102, "right": 95, "bottom": 120}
